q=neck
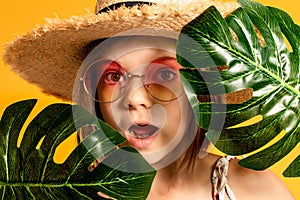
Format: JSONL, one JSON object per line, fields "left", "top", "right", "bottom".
{"left": 148, "top": 153, "right": 220, "bottom": 198}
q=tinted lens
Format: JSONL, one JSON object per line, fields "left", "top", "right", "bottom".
{"left": 144, "top": 60, "right": 183, "bottom": 101}
{"left": 83, "top": 60, "right": 126, "bottom": 102}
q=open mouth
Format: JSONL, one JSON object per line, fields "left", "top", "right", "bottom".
{"left": 125, "top": 124, "right": 159, "bottom": 149}
{"left": 128, "top": 124, "right": 159, "bottom": 139}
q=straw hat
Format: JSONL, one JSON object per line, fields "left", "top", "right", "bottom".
{"left": 2, "top": 0, "right": 240, "bottom": 101}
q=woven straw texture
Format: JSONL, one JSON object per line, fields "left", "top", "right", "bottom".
{"left": 2, "top": 0, "right": 239, "bottom": 100}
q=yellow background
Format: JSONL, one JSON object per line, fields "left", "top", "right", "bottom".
{"left": 0, "top": 0, "right": 299, "bottom": 198}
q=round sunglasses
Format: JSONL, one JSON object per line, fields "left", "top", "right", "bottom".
{"left": 80, "top": 58, "right": 184, "bottom": 103}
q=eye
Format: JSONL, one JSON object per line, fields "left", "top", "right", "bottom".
{"left": 157, "top": 68, "right": 177, "bottom": 81}
{"left": 103, "top": 70, "right": 124, "bottom": 84}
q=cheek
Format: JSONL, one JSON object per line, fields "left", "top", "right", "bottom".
{"left": 99, "top": 104, "right": 118, "bottom": 129}
{"left": 163, "top": 95, "right": 193, "bottom": 138}
{"left": 99, "top": 102, "right": 131, "bottom": 133}
{"left": 161, "top": 100, "right": 182, "bottom": 136}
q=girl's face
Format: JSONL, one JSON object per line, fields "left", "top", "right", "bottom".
{"left": 90, "top": 36, "right": 196, "bottom": 167}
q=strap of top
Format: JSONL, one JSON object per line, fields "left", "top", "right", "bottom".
{"left": 212, "top": 155, "right": 237, "bottom": 200}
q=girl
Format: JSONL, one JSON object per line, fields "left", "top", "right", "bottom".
{"left": 3, "top": 0, "right": 294, "bottom": 199}
{"left": 74, "top": 30, "right": 293, "bottom": 200}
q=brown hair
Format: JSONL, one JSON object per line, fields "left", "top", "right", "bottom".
{"left": 178, "top": 127, "right": 207, "bottom": 172}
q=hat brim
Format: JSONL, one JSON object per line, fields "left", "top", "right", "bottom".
{"left": 2, "top": 1, "right": 239, "bottom": 100}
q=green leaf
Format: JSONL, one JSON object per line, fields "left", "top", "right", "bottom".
{"left": 0, "top": 99, "right": 156, "bottom": 199}
{"left": 0, "top": 99, "right": 37, "bottom": 183}
{"left": 283, "top": 155, "right": 300, "bottom": 177}
{"left": 177, "top": 0, "right": 299, "bottom": 175}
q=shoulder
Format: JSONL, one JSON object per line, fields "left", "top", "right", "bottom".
{"left": 227, "top": 158, "right": 295, "bottom": 200}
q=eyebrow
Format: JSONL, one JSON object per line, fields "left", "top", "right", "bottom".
{"left": 151, "top": 56, "right": 176, "bottom": 63}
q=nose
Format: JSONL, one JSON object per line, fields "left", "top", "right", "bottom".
{"left": 127, "top": 85, "right": 153, "bottom": 109}
{"left": 119, "top": 64, "right": 154, "bottom": 109}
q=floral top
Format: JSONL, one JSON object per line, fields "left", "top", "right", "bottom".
{"left": 212, "top": 156, "right": 237, "bottom": 200}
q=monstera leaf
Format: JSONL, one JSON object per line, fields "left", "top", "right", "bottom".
{"left": 0, "top": 99, "right": 155, "bottom": 199}
{"left": 177, "top": 0, "right": 299, "bottom": 176}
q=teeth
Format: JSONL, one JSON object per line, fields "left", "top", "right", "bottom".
{"left": 135, "top": 133, "right": 151, "bottom": 139}
{"left": 128, "top": 125, "right": 158, "bottom": 139}
{"left": 129, "top": 129, "right": 150, "bottom": 139}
